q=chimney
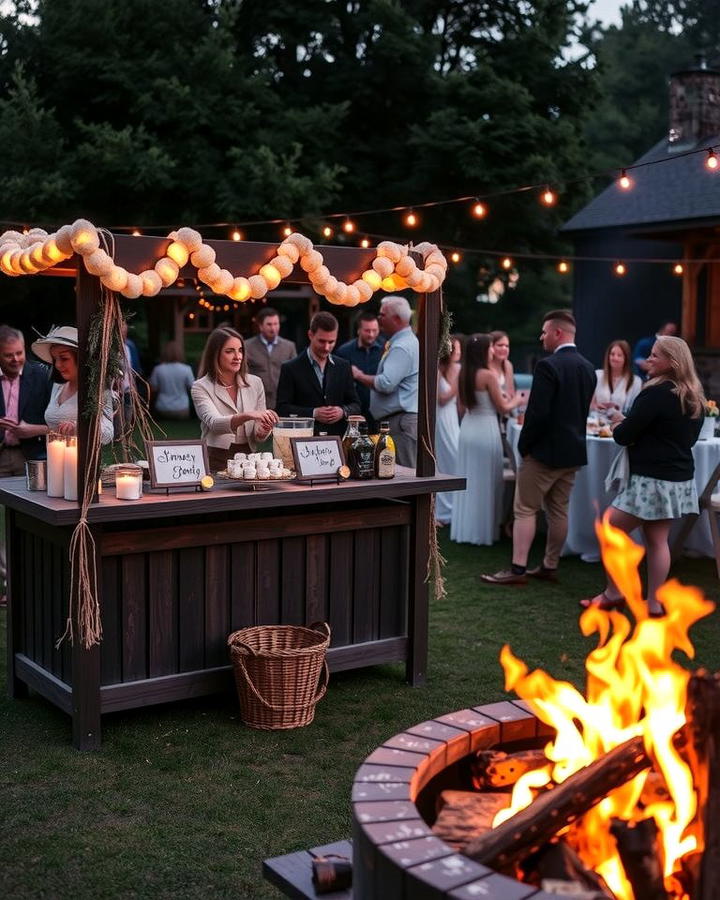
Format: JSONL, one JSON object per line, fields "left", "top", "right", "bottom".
{"left": 667, "top": 53, "right": 720, "bottom": 152}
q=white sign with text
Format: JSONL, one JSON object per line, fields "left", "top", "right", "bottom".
{"left": 290, "top": 436, "right": 345, "bottom": 482}
{"left": 147, "top": 440, "right": 209, "bottom": 489}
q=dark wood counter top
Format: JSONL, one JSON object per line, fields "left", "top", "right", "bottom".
{"left": 0, "top": 470, "right": 465, "bottom": 526}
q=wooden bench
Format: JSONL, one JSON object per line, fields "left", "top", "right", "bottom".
{"left": 263, "top": 839, "right": 353, "bottom": 899}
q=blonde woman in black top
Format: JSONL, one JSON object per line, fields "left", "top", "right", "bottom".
{"left": 581, "top": 336, "right": 704, "bottom": 616}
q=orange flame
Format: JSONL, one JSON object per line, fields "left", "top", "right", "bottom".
{"left": 497, "top": 513, "right": 715, "bottom": 898}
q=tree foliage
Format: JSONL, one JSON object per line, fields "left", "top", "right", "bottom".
{"left": 1, "top": 0, "right": 602, "bottom": 335}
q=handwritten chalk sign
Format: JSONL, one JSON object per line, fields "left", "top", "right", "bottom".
{"left": 146, "top": 440, "right": 209, "bottom": 489}
{"left": 290, "top": 436, "right": 345, "bottom": 482}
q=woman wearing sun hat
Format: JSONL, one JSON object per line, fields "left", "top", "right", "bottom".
{"left": 31, "top": 325, "right": 114, "bottom": 444}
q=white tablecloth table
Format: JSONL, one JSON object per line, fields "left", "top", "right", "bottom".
{"left": 507, "top": 422, "right": 720, "bottom": 562}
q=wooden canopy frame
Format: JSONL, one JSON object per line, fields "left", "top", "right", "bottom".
{"left": 66, "top": 235, "right": 440, "bottom": 499}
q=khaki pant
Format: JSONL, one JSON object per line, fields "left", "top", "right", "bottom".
{"left": 385, "top": 412, "right": 417, "bottom": 469}
{"left": 514, "top": 456, "right": 578, "bottom": 569}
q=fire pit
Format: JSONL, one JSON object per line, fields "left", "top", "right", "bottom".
{"left": 352, "top": 521, "right": 719, "bottom": 899}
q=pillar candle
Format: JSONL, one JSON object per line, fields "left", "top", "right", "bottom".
{"left": 63, "top": 437, "right": 78, "bottom": 501}
{"left": 46, "top": 435, "right": 66, "bottom": 498}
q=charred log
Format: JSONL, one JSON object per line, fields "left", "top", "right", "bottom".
{"left": 521, "top": 840, "right": 616, "bottom": 898}
{"left": 609, "top": 818, "right": 667, "bottom": 900}
{"left": 472, "top": 749, "right": 549, "bottom": 789}
{"left": 432, "top": 790, "right": 511, "bottom": 850}
{"left": 464, "top": 736, "right": 651, "bottom": 871}
{"left": 686, "top": 670, "right": 720, "bottom": 900}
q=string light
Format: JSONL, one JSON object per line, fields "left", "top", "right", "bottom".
{"left": 360, "top": 237, "right": 370, "bottom": 248}
{"left": 404, "top": 210, "right": 418, "bottom": 227}
{"left": 501, "top": 257, "right": 513, "bottom": 270}
{"left": 132, "top": 229, "right": 141, "bottom": 237}
{"left": 322, "top": 224, "right": 333, "bottom": 238}
{"left": 188, "top": 312, "right": 195, "bottom": 320}
{"left": 540, "top": 187, "right": 556, "bottom": 206}
{"left": 450, "top": 251, "right": 461, "bottom": 263}
{"left": 231, "top": 228, "right": 243, "bottom": 241}
{"left": 618, "top": 169, "right": 632, "bottom": 190}
{"left": 673, "top": 263, "right": 684, "bottom": 275}
{"left": 614, "top": 262, "right": 626, "bottom": 276}
{"left": 706, "top": 149, "right": 719, "bottom": 170}
{"left": 342, "top": 218, "right": 355, "bottom": 234}
{"left": 557, "top": 260, "right": 569, "bottom": 274}
{"left": 471, "top": 200, "right": 487, "bottom": 218}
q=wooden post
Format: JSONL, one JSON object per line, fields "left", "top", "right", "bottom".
{"left": 415, "top": 284, "right": 440, "bottom": 478}
{"left": 75, "top": 263, "right": 102, "bottom": 504}
{"left": 71, "top": 263, "right": 103, "bottom": 749}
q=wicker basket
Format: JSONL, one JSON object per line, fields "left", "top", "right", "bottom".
{"left": 227, "top": 622, "right": 330, "bottom": 730}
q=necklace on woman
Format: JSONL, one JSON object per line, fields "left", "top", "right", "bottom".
{"left": 219, "top": 379, "right": 236, "bottom": 388}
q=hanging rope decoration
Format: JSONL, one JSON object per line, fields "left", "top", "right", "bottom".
{"left": 0, "top": 220, "right": 448, "bottom": 301}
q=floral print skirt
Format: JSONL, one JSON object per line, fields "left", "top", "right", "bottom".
{"left": 612, "top": 474, "right": 698, "bottom": 520}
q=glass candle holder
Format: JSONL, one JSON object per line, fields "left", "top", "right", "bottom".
{"left": 64, "top": 435, "right": 78, "bottom": 501}
{"left": 115, "top": 464, "right": 143, "bottom": 500}
{"left": 46, "top": 431, "right": 66, "bottom": 498}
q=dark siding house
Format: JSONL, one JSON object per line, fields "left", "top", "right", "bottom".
{"left": 562, "top": 57, "right": 720, "bottom": 385}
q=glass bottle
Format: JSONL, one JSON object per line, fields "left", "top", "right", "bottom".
{"left": 351, "top": 423, "right": 375, "bottom": 480}
{"left": 342, "top": 415, "right": 364, "bottom": 465}
{"left": 374, "top": 421, "right": 396, "bottom": 479}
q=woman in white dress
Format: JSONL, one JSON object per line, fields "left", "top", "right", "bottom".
{"left": 30, "top": 325, "right": 114, "bottom": 444}
{"left": 591, "top": 340, "right": 642, "bottom": 415}
{"left": 435, "top": 335, "right": 462, "bottom": 526}
{"left": 191, "top": 327, "right": 279, "bottom": 472}
{"left": 451, "top": 334, "right": 525, "bottom": 546}
{"left": 488, "top": 331, "right": 515, "bottom": 400}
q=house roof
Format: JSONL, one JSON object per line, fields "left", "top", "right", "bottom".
{"left": 562, "top": 133, "right": 720, "bottom": 234}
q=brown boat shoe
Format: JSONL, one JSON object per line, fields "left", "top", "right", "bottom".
{"left": 478, "top": 569, "right": 528, "bottom": 586}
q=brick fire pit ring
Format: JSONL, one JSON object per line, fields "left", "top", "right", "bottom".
{"left": 352, "top": 700, "right": 557, "bottom": 899}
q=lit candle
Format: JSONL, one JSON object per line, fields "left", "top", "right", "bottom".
{"left": 46, "top": 432, "right": 66, "bottom": 498}
{"left": 115, "top": 465, "right": 143, "bottom": 500}
{"left": 64, "top": 436, "right": 78, "bottom": 501}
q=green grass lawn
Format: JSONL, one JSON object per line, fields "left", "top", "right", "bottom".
{"left": 1, "top": 500, "right": 719, "bottom": 897}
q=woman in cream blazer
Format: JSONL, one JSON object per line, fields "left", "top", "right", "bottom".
{"left": 191, "top": 327, "right": 279, "bottom": 472}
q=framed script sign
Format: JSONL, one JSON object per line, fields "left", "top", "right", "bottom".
{"left": 146, "top": 440, "right": 209, "bottom": 489}
{"left": 290, "top": 435, "right": 346, "bottom": 483}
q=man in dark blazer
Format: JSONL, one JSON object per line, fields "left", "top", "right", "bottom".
{"left": 481, "top": 310, "right": 596, "bottom": 585}
{"left": 276, "top": 311, "right": 360, "bottom": 437}
{"left": 0, "top": 325, "right": 52, "bottom": 474}
{"left": 0, "top": 325, "right": 53, "bottom": 604}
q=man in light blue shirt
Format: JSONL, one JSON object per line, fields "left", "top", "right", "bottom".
{"left": 352, "top": 296, "right": 418, "bottom": 468}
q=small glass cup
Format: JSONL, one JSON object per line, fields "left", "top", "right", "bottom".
{"left": 115, "top": 464, "right": 143, "bottom": 500}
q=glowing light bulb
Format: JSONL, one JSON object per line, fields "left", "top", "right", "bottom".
{"left": 472, "top": 201, "right": 487, "bottom": 218}
{"left": 360, "top": 237, "right": 370, "bottom": 248}
{"left": 706, "top": 149, "right": 719, "bottom": 170}
{"left": 342, "top": 219, "right": 355, "bottom": 233}
{"left": 450, "top": 251, "right": 461, "bottom": 263}
{"left": 501, "top": 257, "right": 512, "bottom": 270}
{"left": 541, "top": 187, "right": 556, "bottom": 206}
{"left": 404, "top": 210, "right": 418, "bottom": 227}
{"left": 132, "top": 229, "right": 141, "bottom": 237}
{"left": 614, "top": 262, "right": 626, "bottom": 276}
{"left": 618, "top": 169, "right": 632, "bottom": 190}
{"left": 188, "top": 312, "right": 195, "bottom": 320}
{"left": 673, "top": 263, "right": 684, "bottom": 275}
{"left": 231, "top": 229, "right": 243, "bottom": 242}
{"left": 322, "top": 225, "right": 333, "bottom": 238}
{"left": 557, "top": 260, "right": 569, "bottom": 274}
{"left": 282, "top": 225, "right": 293, "bottom": 238}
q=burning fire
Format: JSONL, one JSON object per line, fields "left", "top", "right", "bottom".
{"left": 497, "top": 514, "right": 715, "bottom": 899}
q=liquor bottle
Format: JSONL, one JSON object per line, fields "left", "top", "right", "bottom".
{"left": 350, "top": 423, "right": 375, "bottom": 480}
{"left": 342, "top": 415, "right": 364, "bottom": 466}
{"left": 374, "top": 421, "right": 396, "bottom": 479}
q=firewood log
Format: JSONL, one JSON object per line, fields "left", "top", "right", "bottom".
{"left": 609, "top": 818, "right": 667, "bottom": 900}
{"left": 432, "top": 790, "right": 511, "bottom": 850}
{"left": 464, "top": 736, "right": 651, "bottom": 870}
{"left": 472, "top": 749, "right": 549, "bottom": 789}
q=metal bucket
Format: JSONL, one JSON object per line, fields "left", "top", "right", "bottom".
{"left": 25, "top": 459, "right": 47, "bottom": 491}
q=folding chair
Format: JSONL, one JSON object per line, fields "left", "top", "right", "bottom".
{"left": 671, "top": 460, "right": 720, "bottom": 575}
